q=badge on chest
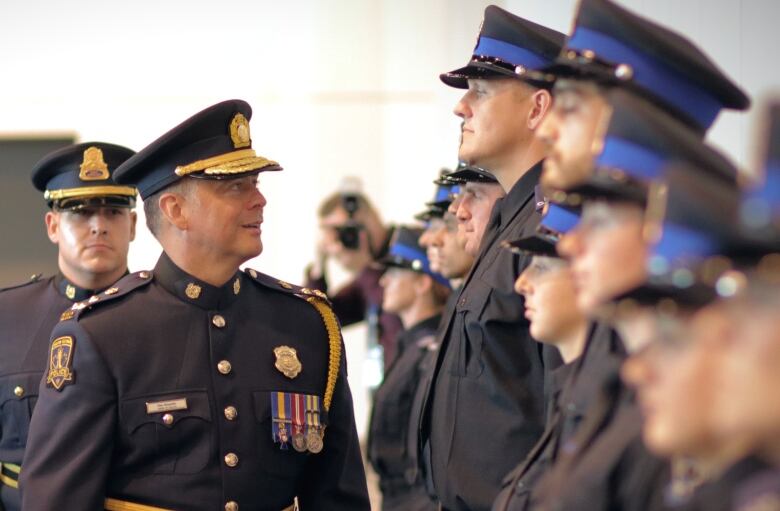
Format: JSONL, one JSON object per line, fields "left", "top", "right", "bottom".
{"left": 270, "top": 392, "right": 325, "bottom": 454}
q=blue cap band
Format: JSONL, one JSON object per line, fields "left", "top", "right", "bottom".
{"left": 652, "top": 223, "right": 719, "bottom": 265}
{"left": 542, "top": 204, "right": 580, "bottom": 233}
{"left": 568, "top": 27, "right": 722, "bottom": 130}
{"left": 434, "top": 185, "right": 451, "bottom": 203}
{"left": 474, "top": 36, "right": 549, "bottom": 69}
{"left": 389, "top": 243, "right": 450, "bottom": 287}
{"left": 596, "top": 136, "right": 666, "bottom": 181}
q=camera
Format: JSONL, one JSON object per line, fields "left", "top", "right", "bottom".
{"left": 337, "top": 193, "right": 362, "bottom": 250}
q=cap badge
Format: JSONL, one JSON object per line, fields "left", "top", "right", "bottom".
{"left": 229, "top": 113, "right": 252, "bottom": 149}
{"left": 274, "top": 345, "right": 302, "bottom": 379}
{"left": 79, "top": 146, "right": 110, "bottom": 181}
{"left": 185, "top": 283, "right": 202, "bottom": 299}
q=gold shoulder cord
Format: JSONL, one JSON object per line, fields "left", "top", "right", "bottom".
{"left": 305, "top": 297, "right": 341, "bottom": 412}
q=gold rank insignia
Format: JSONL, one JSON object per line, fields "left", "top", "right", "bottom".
{"left": 60, "top": 310, "right": 75, "bottom": 321}
{"left": 78, "top": 146, "right": 110, "bottom": 181}
{"left": 185, "top": 282, "right": 201, "bottom": 299}
{"left": 274, "top": 345, "right": 302, "bottom": 379}
{"left": 46, "top": 336, "right": 75, "bottom": 391}
{"left": 233, "top": 277, "right": 241, "bottom": 295}
{"left": 65, "top": 284, "right": 76, "bottom": 300}
{"left": 229, "top": 113, "right": 252, "bottom": 149}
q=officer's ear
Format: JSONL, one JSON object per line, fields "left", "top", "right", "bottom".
{"left": 415, "top": 273, "right": 434, "bottom": 296}
{"left": 129, "top": 211, "right": 137, "bottom": 242}
{"left": 158, "top": 191, "right": 190, "bottom": 231}
{"left": 44, "top": 210, "right": 61, "bottom": 244}
{"left": 527, "top": 88, "right": 553, "bottom": 131}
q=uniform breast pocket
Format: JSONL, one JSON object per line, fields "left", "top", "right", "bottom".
{"left": 120, "top": 390, "right": 212, "bottom": 475}
{"left": 454, "top": 278, "right": 493, "bottom": 378}
{"left": 252, "top": 391, "right": 310, "bottom": 479}
{"left": 0, "top": 372, "right": 43, "bottom": 449}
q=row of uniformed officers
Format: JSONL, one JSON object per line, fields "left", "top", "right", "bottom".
{"left": 1, "top": 0, "right": 779, "bottom": 510}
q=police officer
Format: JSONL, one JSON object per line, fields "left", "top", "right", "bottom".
{"left": 20, "top": 100, "right": 370, "bottom": 510}
{"left": 622, "top": 104, "right": 780, "bottom": 511}
{"left": 419, "top": 6, "right": 566, "bottom": 509}
{"left": 368, "top": 226, "right": 450, "bottom": 511}
{"left": 492, "top": 203, "right": 624, "bottom": 511}
{"left": 0, "top": 142, "right": 136, "bottom": 511}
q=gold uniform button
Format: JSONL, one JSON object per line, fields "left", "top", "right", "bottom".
{"left": 139, "top": 271, "right": 151, "bottom": 279}
{"left": 212, "top": 315, "right": 226, "bottom": 328}
{"left": 225, "top": 501, "right": 239, "bottom": 511}
{"left": 224, "top": 406, "right": 238, "bottom": 421}
{"left": 217, "top": 360, "right": 232, "bottom": 375}
{"left": 13, "top": 386, "right": 24, "bottom": 398}
{"left": 162, "top": 413, "right": 174, "bottom": 425}
{"left": 224, "top": 453, "right": 239, "bottom": 467}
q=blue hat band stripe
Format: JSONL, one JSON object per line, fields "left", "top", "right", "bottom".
{"left": 474, "top": 36, "right": 549, "bottom": 69}
{"left": 389, "top": 244, "right": 450, "bottom": 288}
{"left": 450, "top": 185, "right": 461, "bottom": 195}
{"left": 596, "top": 136, "right": 666, "bottom": 181}
{"left": 568, "top": 27, "right": 722, "bottom": 129}
{"left": 653, "top": 223, "right": 719, "bottom": 263}
{"left": 542, "top": 204, "right": 580, "bottom": 233}
{"left": 434, "top": 186, "right": 451, "bottom": 202}
{"left": 748, "top": 162, "right": 780, "bottom": 210}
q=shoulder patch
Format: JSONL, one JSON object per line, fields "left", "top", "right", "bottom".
{"left": 0, "top": 273, "right": 44, "bottom": 293}
{"left": 243, "top": 268, "right": 331, "bottom": 304}
{"left": 46, "top": 335, "right": 75, "bottom": 391}
{"left": 60, "top": 270, "right": 154, "bottom": 323}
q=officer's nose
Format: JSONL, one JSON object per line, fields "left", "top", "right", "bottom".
{"left": 514, "top": 268, "right": 532, "bottom": 296}
{"left": 453, "top": 91, "right": 472, "bottom": 120}
{"left": 89, "top": 210, "right": 109, "bottom": 235}
{"left": 621, "top": 347, "right": 655, "bottom": 389}
{"left": 448, "top": 193, "right": 463, "bottom": 216}
{"left": 251, "top": 186, "right": 267, "bottom": 209}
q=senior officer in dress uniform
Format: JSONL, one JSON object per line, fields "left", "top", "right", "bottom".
{"left": 0, "top": 142, "right": 136, "bottom": 511}
{"left": 418, "top": 6, "right": 565, "bottom": 510}
{"left": 20, "top": 100, "right": 370, "bottom": 511}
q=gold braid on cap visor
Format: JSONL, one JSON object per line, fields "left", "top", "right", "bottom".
{"left": 44, "top": 185, "right": 137, "bottom": 201}
{"left": 174, "top": 149, "right": 280, "bottom": 177}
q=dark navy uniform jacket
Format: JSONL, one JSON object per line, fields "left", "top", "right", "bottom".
{"left": 0, "top": 274, "right": 100, "bottom": 511}
{"left": 20, "top": 254, "right": 370, "bottom": 511}
{"left": 491, "top": 323, "right": 625, "bottom": 511}
{"left": 532, "top": 368, "right": 669, "bottom": 511}
{"left": 420, "top": 163, "right": 557, "bottom": 511}
{"left": 368, "top": 314, "right": 440, "bottom": 511}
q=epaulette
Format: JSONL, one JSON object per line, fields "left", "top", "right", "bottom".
{"left": 244, "top": 267, "right": 341, "bottom": 412}
{"left": 0, "top": 273, "right": 44, "bottom": 293}
{"left": 58, "top": 270, "right": 154, "bottom": 322}
{"left": 243, "top": 267, "right": 331, "bottom": 304}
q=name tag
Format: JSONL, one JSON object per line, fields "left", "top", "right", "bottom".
{"left": 145, "top": 398, "right": 188, "bottom": 414}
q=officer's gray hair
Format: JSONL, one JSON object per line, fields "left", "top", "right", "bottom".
{"left": 143, "top": 179, "right": 195, "bottom": 238}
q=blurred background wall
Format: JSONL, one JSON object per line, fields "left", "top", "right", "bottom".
{"left": 1, "top": 0, "right": 778, "bottom": 435}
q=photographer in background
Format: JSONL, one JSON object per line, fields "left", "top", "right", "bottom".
{"left": 306, "top": 183, "right": 402, "bottom": 371}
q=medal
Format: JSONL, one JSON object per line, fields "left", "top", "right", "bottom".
{"left": 306, "top": 429, "right": 323, "bottom": 453}
{"left": 270, "top": 392, "right": 292, "bottom": 449}
{"left": 291, "top": 393, "right": 308, "bottom": 452}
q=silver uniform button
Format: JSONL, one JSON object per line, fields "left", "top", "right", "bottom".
{"left": 224, "top": 452, "right": 239, "bottom": 467}
{"left": 162, "top": 413, "right": 174, "bottom": 425}
{"left": 225, "top": 501, "right": 239, "bottom": 511}
{"left": 212, "top": 314, "right": 226, "bottom": 328}
{"left": 224, "top": 406, "right": 238, "bottom": 421}
{"left": 217, "top": 360, "right": 232, "bottom": 375}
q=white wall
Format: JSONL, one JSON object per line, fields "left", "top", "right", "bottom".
{"left": 2, "top": 0, "right": 778, "bottom": 436}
